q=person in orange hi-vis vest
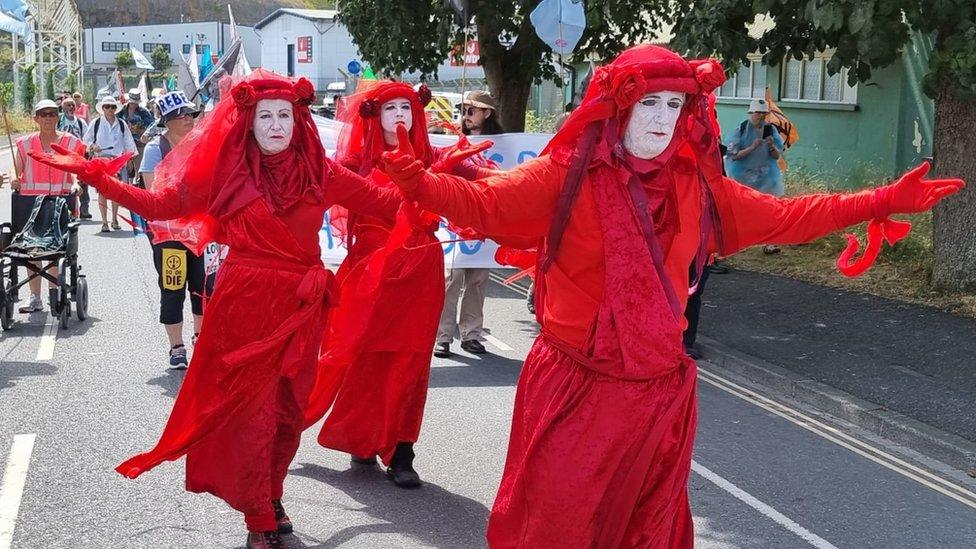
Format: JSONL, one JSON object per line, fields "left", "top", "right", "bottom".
{"left": 10, "top": 99, "right": 85, "bottom": 313}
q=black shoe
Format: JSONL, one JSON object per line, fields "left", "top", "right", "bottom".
{"left": 433, "top": 342, "right": 452, "bottom": 358}
{"left": 246, "top": 531, "right": 284, "bottom": 549}
{"left": 350, "top": 454, "right": 377, "bottom": 465}
{"left": 79, "top": 213, "right": 93, "bottom": 220}
{"left": 686, "top": 345, "right": 703, "bottom": 360}
{"left": 460, "top": 339, "right": 487, "bottom": 354}
{"left": 271, "top": 499, "right": 293, "bottom": 535}
{"left": 708, "top": 261, "right": 730, "bottom": 275}
{"left": 386, "top": 442, "right": 422, "bottom": 488}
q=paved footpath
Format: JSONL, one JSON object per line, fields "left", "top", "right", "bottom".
{"left": 699, "top": 268, "right": 976, "bottom": 446}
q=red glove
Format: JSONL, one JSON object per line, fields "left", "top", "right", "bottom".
{"left": 431, "top": 138, "right": 494, "bottom": 174}
{"left": 381, "top": 124, "right": 429, "bottom": 196}
{"left": 877, "top": 162, "right": 964, "bottom": 216}
{"left": 28, "top": 143, "right": 133, "bottom": 185}
{"left": 836, "top": 162, "right": 964, "bottom": 277}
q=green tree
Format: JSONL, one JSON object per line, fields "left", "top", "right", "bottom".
{"left": 337, "top": 1, "right": 675, "bottom": 132}
{"left": 20, "top": 64, "right": 35, "bottom": 112}
{"left": 44, "top": 68, "right": 56, "bottom": 100}
{"left": 150, "top": 45, "right": 172, "bottom": 72}
{"left": 115, "top": 49, "right": 135, "bottom": 71}
{"left": 0, "top": 82, "right": 13, "bottom": 110}
{"left": 65, "top": 73, "right": 78, "bottom": 95}
{"left": 669, "top": 0, "right": 976, "bottom": 291}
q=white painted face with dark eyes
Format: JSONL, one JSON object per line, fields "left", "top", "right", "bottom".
{"left": 381, "top": 97, "right": 413, "bottom": 145}
{"left": 622, "top": 91, "right": 686, "bottom": 159}
{"left": 253, "top": 99, "right": 294, "bottom": 155}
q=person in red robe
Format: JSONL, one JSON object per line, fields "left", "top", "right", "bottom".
{"left": 30, "top": 70, "right": 404, "bottom": 549}
{"left": 303, "top": 80, "right": 492, "bottom": 488}
{"left": 379, "top": 45, "right": 964, "bottom": 547}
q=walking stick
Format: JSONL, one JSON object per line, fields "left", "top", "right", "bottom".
{"left": 0, "top": 101, "right": 18, "bottom": 186}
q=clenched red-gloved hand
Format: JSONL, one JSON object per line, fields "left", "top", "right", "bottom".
{"left": 430, "top": 138, "right": 494, "bottom": 174}
{"left": 28, "top": 143, "right": 133, "bottom": 185}
{"left": 381, "top": 124, "right": 429, "bottom": 196}
{"left": 875, "top": 162, "right": 964, "bottom": 216}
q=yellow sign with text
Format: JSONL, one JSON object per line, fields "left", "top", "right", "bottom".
{"left": 162, "top": 248, "right": 187, "bottom": 291}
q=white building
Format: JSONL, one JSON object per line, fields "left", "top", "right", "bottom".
{"left": 254, "top": 9, "right": 485, "bottom": 93}
{"left": 83, "top": 21, "right": 261, "bottom": 72}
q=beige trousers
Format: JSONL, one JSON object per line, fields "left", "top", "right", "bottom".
{"left": 437, "top": 268, "right": 490, "bottom": 344}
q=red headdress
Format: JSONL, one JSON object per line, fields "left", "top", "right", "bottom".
{"left": 330, "top": 80, "right": 435, "bottom": 246}
{"left": 148, "top": 69, "right": 325, "bottom": 254}
{"left": 540, "top": 44, "right": 727, "bottom": 314}
{"left": 336, "top": 80, "right": 435, "bottom": 175}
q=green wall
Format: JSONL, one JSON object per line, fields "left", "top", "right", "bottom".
{"left": 714, "top": 42, "right": 934, "bottom": 189}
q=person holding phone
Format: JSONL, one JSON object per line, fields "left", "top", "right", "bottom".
{"left": 725, "top": 98, "right": 785, "bottom": 253}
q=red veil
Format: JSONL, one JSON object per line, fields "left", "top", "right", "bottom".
{"left": 145, "top": 69, "right": 325, "bottom": 254}
{"left": 329, "top": 80, "right": 435, "bottom": 245}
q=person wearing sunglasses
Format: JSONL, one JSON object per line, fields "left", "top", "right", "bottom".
{"left": 137, "top": 91, "right": 213, "bottom": 370}
{"left": 82, "top": 96, "right": 137, "bottom": 232}
{"left": 434, "top": 90, "right": 506, "bottom": 358}
{"left": 9, "top": 99, "right": 85, "bottom": 313}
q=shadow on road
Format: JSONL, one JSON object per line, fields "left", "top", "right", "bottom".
{"left": 146, "top": 368, "right": 186, "bottom": 399}
{"left": 429, "top": 353, "right": 524, "bottom": 388}
{"left": 0, "top": 361, "right": 57, "bottom": 391}
{"left": 288, "top": 462, "right": 489, "bottom": 549}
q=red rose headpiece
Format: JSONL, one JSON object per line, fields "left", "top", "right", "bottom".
{"left": 336, "top": 79, "right": 434, "bottom": 174}
{"left": 230, "top": 76, "right": 316, "bottom": 110}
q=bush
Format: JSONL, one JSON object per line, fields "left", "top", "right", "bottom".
{"left": 19, "top": 64, "right": 35, "bottom": 112}
{"left": 0, "top": 82, "right": 13, "bottom": 111}
{"left": 524, "top": 110, "right": 560, "bottom": 133}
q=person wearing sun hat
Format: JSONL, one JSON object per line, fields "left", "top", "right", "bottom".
{"left": 9, "top": 99, "right": 86, "bottom": 312}
{"left": 137, "top": 90, "right": 211, "bottom": 370}
{"left": 379, "top": 43, "right": 965, "bottom": 547}
{"left": 83, "top": 95, "right": 137, "bottom": 231}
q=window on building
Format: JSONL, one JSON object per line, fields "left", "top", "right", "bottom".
{"left": 143, "top": 43, "right": 171, "bottom": 53}
{"left": 781, "top": 56, "right": 857, "bottom": 104}
{"left": 102, "top": 42, "right": 129, "bottom": 52}
{"left": 181, "top": 44, "right": 206, "bottom": 55}
{"left": 717, "top": 59, "right": 767, "bottom": 99}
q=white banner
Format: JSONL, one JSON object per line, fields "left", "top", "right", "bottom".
{"left": 316, "top": 119, "right": 553, "bottom": 268}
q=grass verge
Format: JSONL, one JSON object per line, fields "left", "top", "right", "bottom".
{"left": 725, "top": 170, "right": 976, "bottom": 319}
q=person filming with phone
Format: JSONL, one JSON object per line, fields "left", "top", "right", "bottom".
{"left": 726, "top": 98, "right": 786, "bottom": 254}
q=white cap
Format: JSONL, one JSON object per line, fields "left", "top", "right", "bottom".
{"left": 748, "top": 99, "right": 770, "bottom": 113}
{"left": 33, "top": 99, "right": 58, "bottom": 113}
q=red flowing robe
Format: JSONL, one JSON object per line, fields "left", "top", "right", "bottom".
{"left": 405, "top": 151, "right": 876, "bottom": 547}
{"left": 305, "top": 150, "right": 481, "bottom": 465}
{"left": 101, "top": 159, "right": 400, "bottom": 529}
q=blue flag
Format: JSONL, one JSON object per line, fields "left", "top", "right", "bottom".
{"left": 0, "top": 0, "right": 28, "bottom": 21}
{"left": 198, "top": 45, "right": 214, "bottom": 83}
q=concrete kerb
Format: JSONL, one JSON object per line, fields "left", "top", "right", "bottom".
{"left": 697, "top": 335, "right": 976, "bottom": 474}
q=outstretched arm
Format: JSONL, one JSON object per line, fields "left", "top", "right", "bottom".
{"left": 323, "top": 158, "right": 401, "bottom": 222}
{"left": 28, "top": 144, "right": 206, "bottom": 220}
{"left": 382, "top": 125, "right": 563, "bottom": 238}
{"left": 714, "top": 163, "right": 964, "bottom": 256}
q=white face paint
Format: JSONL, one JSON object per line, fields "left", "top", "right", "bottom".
{"left": 380, "top": 97, "right": 413, "bottom": 145}
{"left": 622, "top": 91, "right": 686, "bottom": 159}
{"left": 252, "top": 99, "right": 295, "bottom": 155}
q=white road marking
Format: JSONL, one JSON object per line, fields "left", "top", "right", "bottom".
{"left": 0, "top": 434, "right": 37, "bottom": 549}
{"left": 34, "top": 316, "right": 57, "bottom": 362}
{"left": 483, "top": 334, "right": 513, "bottom": 352}
{"left": 698, "top": 366, "right": 976, "bottom": 510}
{"left": 692, "top": 460, "right": 839, "bottom": 549}
{"left": 488, "top": 272, "right": 530, "bottom": 297}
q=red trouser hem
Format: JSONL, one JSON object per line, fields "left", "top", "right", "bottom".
{"left": 245, "top": 510, "right": 278, "bottom": 533}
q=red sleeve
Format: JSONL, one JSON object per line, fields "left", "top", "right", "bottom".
{"left": 92, "top": 173, "right": 206, "bottom": 220}
{"left": 411, "top": 155, "right": 565, "bottom": 239}
{"left": 322, "top": 158, "right": 401, "bottom": 221}
{"left": 712, "top": 176, "right": 875, "bottom": 255}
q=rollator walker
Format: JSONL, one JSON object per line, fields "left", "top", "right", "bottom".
{"left": 0, "top": 195, "right": 89, "bottom": 330}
